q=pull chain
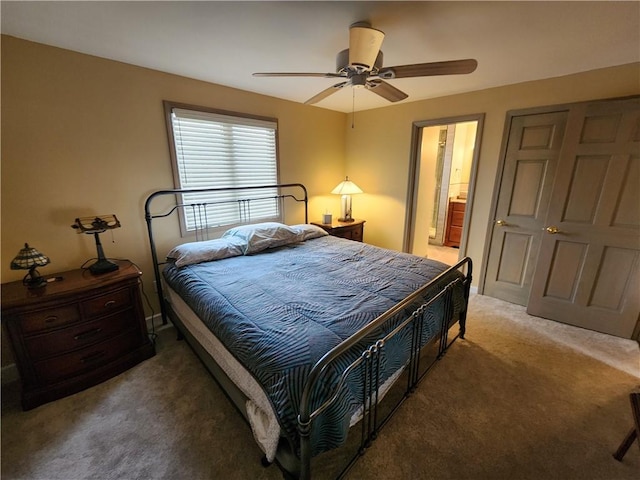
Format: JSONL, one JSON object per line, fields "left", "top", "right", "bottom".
{"left": 351, "top": 88, "right": 356, "bottom": 129}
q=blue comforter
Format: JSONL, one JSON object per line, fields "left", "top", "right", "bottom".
{"left": 163, "top": 235, "right": 464, "bottom": 456}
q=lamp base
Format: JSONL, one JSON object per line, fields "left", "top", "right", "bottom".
{"left": 89, "top": 258, "right": 119, "bottom": 275}
{"left": 337, "top": 217, "right": 355, "bottom": 223}
{"left": 23, "top": 269, "right": 47, "bottom": 289}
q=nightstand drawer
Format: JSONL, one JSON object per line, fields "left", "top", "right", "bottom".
{"left": 81, "top": 288, "right": 131, "bottom": 319}
{"left": 24, "top": 310, "right": 137, "bottom": 360}
{"left": 19, "top": 305, "right": 82, "bottom": 334}
{"left": 311, "top": 219, "right": 365, "bottom": 243}
{"left": 33, "top": 331, "right": 142, "bottom": 384}
{"left": 347, "top": 227, "right": 363, "bottom": 242}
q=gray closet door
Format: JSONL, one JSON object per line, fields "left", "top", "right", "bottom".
{"left": 483, "top": 111, "right": 568, "bottom": 306}
{"left": 527, "top": 97, "right": 640, "bottom": 338}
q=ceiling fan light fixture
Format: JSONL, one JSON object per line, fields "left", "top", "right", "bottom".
{"left": 348, "top": 24, "right": 385, "bottom": 69}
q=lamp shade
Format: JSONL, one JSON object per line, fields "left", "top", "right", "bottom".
{"left": 71, "top": 215, "right": 121, "bottom": 233}
{"left": 10, "top": 243, "right": 50, "bottom": 270}
{"left": 349, "top": 24, "right": 385, "bottom": 69}
{"left": 331, "top": 177, "right": 363, "bottom": 195}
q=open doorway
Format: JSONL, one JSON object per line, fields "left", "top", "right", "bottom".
{"left": 404, "top": 114, "right": 484, "bottom": 264}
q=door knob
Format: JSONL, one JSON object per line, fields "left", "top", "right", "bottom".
{"left": 495, "top": 219, "right": 507, "bottom": 226}
{"left": 544, "top": 226, "right": 561, "bottom": 234}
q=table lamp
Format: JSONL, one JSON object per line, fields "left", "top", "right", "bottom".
{"left": 10, "top": 243, "right": 50, "bottom": 288}
{"left": 71, "top": 215, "right": 121, "bottom": 274}
{"left": 331, "top": 176, "right": 363, "bottom": 222}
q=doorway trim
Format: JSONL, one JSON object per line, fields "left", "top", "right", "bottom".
{"left": 403, "top": 113, "right": 485, "bottom": 257}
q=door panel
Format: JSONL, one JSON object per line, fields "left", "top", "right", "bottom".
{"left": 562, "top": 155, "right": 609, "bottom": 223}
{"left": 589, "top": 246, "right": 639, "bottom": 311}
{"left": 528, "top": 98, "right": 640, "bottom": 337}
{"left": 483, "top": 111, "right": 568, "bottom": 305}
{"left": 543, "top": 240, "right": 587, "bottom": 300}
{"left": 612, "top": 155, "right": 639, "bottom": 228}
{"left": 509, "top": 160, "right": 547, "bottom": 216}
{"left": 496, "top": 232, "right": 532, "bottom": 285}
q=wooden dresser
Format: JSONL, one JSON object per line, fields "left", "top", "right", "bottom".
{"left": 1, "top": 261, "right": 155, "bottom": 410}
{"left": 444, "top": 199, "right": 466, "bottom": 247}
{"left": 311, "top": 219, "right": 365, "bottom": 242}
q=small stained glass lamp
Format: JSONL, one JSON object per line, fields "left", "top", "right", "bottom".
{"left": 10, "top": 243, "right": 50, "bottom": 288}
{"left": 331, "top": 176, "right": 363, "bottom": 222}
{"left": 71, "top": 215, "right": 121, "bottom": 274}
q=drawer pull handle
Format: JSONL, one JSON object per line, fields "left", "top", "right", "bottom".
{"left": 80, "top": 351, "right": 105, "bottom": 364}
{"left": 74, "top": 328, "right": 102, "bottom": 341}
{"left": 44, "top": 315, "right": 59, "bottom": 323}
{"left": 104, "top": 300, "right": 116, "bottom": 308}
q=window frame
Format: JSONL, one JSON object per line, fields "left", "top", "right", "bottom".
{"left": 163, "top": 100, "right": 281, "bottom": 237}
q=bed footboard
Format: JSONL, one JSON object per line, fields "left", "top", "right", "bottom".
{"left": 297, "top": 257, "right": 472, "bottom": 479}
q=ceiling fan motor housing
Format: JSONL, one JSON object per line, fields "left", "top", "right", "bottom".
{"left": 336, "top": 49, "right": 383, "bottom": 74}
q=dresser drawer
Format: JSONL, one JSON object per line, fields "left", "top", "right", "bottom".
{"left": 24, "top": 310, "right": 137, "bottom": 360}
{"left": 448, "top": 226, "right": 463, "bottom": 244}
{"left": 451, "top": 210, "right": 465, "bottom": 227}
{"left": 33, "top": 331, "right": 142, "bottom": 385}
{"left": 19, "top": 305, "right": 82, "bottom": 334}
{"left": 451, "top": 201, "right": 466, "bottom": 212}
{"left": 81, "top": 288, "right": 132, "bottom": 319}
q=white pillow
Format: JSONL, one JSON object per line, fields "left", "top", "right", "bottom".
{"left": 167, "top": 237, "right": 246, "bottom": 267}
{"left": 291, "top": 223, "right": 329, "bottom": 241}
{"left": 222, "top": 222, "right": 301, "bottom": 254}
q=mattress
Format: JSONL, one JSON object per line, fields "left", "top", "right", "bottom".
{"left": 162, "top": 235, "right": 464, "bottom": 457}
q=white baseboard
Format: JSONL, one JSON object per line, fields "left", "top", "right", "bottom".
{"left": 146, "top": 313, "right": 175, "bottom": 336}
{"left": 146, "top": 313, "right": 163, "bottom": 331}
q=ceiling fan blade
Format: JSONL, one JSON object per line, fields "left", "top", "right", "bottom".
{"left": 365, "top": 79, "right": 408, "bottom": 102}
{"left": 253, "top": 72, "right": 344, "bottom": 78}
{"left": 304, "top": 81, "right": 349, "bottom": 105}
{"left": 378, "top": 59, "right": 478, "bottom": 79}
{"left": 349, "top": 23, "right": 385, "bottom": 69}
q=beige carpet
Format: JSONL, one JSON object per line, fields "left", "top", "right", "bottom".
{"left": 2, "top": 294, "right": 639, "bottom": 479}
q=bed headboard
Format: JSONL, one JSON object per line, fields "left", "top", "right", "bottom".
{"left": 144, "top": 183, "right": 308, "bottom": 323}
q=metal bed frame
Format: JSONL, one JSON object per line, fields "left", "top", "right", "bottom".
{"left": 144, "top": 183, "right": 472, "bottom": 480}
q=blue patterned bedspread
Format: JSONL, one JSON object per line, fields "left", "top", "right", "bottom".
{"left": 163, "top": 235, "right": 465, "bottom": 456}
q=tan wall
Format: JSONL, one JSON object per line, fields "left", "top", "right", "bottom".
{"left": 0, "top": 36, "right": 346, "bottom": 366}
{"left": 344, "top": 63, "right": 640, "bottom": 275}
{"left": 2, "top": 35, "right": 639, "bottom": 368}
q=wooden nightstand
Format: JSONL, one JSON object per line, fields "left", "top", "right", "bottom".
{"left": 311, "top": 219, "right": 365, "bottom": 242}
{"left": 1, "top": 260, "right": 155, "bottom": 410}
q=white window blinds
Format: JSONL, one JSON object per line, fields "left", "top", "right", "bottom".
{"left": 169, "top": 106, "right": 279, "bottom": 231}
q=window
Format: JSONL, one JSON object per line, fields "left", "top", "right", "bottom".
{"left": 164, "top": 101, "right": 280, "bottom": 234}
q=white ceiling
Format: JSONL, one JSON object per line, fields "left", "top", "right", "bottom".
{"left": 2, "top": 1, "right": 639, "bottom": 113}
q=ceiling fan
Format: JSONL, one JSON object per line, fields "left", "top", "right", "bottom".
{"left": 253, "top": 21, "right": 478, "bottom": 105}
